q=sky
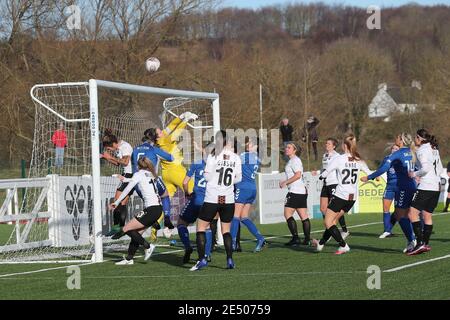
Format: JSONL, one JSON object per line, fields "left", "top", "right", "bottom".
{"left": 221, "top": 0, "right": 450, "bottom": 9}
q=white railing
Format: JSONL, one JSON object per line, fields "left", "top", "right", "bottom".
{"left": 0, "top": 177, "right": 51, "bottom": 252}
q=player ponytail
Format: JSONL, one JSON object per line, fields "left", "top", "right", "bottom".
{"left": 137, "top": 156, "right": 157, "bottom": 178}
{"left": 426, "top": 134, "right": 439, "bottom": 149}
{"left": 212, "top": 130, "right": 230, "bottom": 157}
{"left": 143, "top": 128, "right": 158, "bottom": 144}
{"left": 416, "top": 129, "right": 438, "bottom": 149}
{"left": 398, "top": 132, "right": 416, "bottom": 163}
{"left": 102, "top": 128, "right": 118, "bottom": 148}
{"left": 343, "top": 134, "right": 361, "bottom": 161}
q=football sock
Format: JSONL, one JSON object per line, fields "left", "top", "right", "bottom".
{"left": 210, "top": 218, "right": 218, "bottom": 246}
{"left": 236, "top": 224, "right": 241, "bottom": 248}
{"left": 162, "top": 196, "right": 171, "bottom": 218}
{"left": 177, "top": 224, "right": 191, "bottom": 249}
{"left": 319, "top": 229, "right": 331, "bottom": 245}
{"left": 223, "top": 232, "right": 233, "bottom": 259}
{"left": 126, "top": 240, "right": 139, "bottom": 261}
{"left": 412, "top": 221, "right": 424, "bottom": 245}
{"left": 423, "top": 224, "right": 433, "bottom": 245}
{"left": 445, "top": 198, "right": 450, "bottom": 211}
{"left": 205, "top": 229, "right": 212, "bottom": 257}
{"left": 126, "top": 230, "right": 150, "bottom": 249}
{"left": 338, "top": 216, "right": 348, "bottom": 233}
{"left": 419, "top": 214, "right": 425, "bottom": 231}
{"left": 301, "top": 218, "right": 311, "bottom": 241}
{"left": 113, "top": 204, "right": 123, "bottom": 226}
{"left": 383, "top": 212, "right": 391, "bottom": 233}
{"left": 390, "top": 213, "right": 397, "bottom": 228}
{"left": 242, "top": 218, "right": 264, "bottom": 241}
{"left": 196, "top": 231, "right": 206, "bottom": 260}
{"left": 399, "top": 217, "right": 415, "bottom": 242}
{"left": 286, "top": 216, "right": 299, "bottom": 238}
{"left": 119, "top": 205, "right": 127, "bottom": 227}
{"left": 230, "top": 217, "right": 240, "bottom": 245}
{"left": 329, "top": 225, "right": 346, "bottom": 247}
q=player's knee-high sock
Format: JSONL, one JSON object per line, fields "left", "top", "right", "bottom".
{"left": 286, "top": 217, "right": 299, "bottom": 239}
{"left": 196, "top": 231, "right": 206, "bottom": 261}
{"left": 444, "top": 198, "right": 450, "bottom": 211}
{"left": 301, "top": 218, "right": 311, "bottom": 241}
{"left": 423, "top": 224, "right": 433, "bottom": 245}
{"left": 329, "top": 225, "right": 346, "bottom": 247}
{"left": 230, "top": 217, "right": 240, "bottom": 245}
{"left": 241, "top": 218, "right": 264, "bottom": 241}
{"left": 119, "top": 205, "right": 127, "bottom": 227}
{"left": 399, "top": 217, "right": 414, "bottom": 242}
{"left": 223, "top": 232, "right": 233, "bottom": 259}
{"left": 162, "top": 196, "right": 171, "bottom": 218}
{"left": 419, "top": 213, "right": 425, "bottom": 231}
{"left": 236, "top": 224, "right": 241, "bottom": 248}
{"left": 113, "top": 204, "right": 123, "bottom": 226}
{"left": 319, "top": 229, "right": 332, "bottom": 245}
{"left": 126, "top": 230, "right": 150, "bottom": 249}
{"left": 338, "top": 216, "right": 347, "bottom": 233}
{"left": 383, "top": 212, "right": 392, "bottom": 232}
{"left": 126, "top": 240, "right": 139, "bottom": 260}
{"left": 412, "top": 221, "right": 424, "bottom": 245}
{"left": 205, "top": 229, "right": 212, "bottom": 257}
{"left": 390, "top": 213, "right": 397, "bottom": 228}
{"left": 177, "top": 224, "right": 191, "bottom": 249}
{"left": 210, "top": 218, "right": 218, "bottom": 246}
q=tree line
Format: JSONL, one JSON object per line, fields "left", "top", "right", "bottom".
{"left": 1, "top": 1, "right": 449, "bottom": 168}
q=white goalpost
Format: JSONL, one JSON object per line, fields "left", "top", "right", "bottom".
{"left": 0, "top": 79, "right": 220, "bottom": 264}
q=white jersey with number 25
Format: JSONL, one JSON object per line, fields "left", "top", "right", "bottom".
{"left": 320, "top": 153, "right": 371, "bottom": 201}
{"left": 204, "top": 149, "right": 242, "bottom": 204}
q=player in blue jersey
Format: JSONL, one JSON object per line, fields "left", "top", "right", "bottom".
{"left": 231, "top": 137, "right": 266, "bottom": 253}
{"left": 361, "top": 133, "right": 417, "bottom": 253}
{"left": 131, "top": 129, "right": 174, "bottom": 239}
{"left": 378, "top": 144, "right": 400, "bottom": 238}
{"left": 177, "top": 143, "right": 214, "bottom": 264}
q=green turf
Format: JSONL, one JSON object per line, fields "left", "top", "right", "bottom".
{"left": 1, "top": 212, "right": 450, "bottom": 300}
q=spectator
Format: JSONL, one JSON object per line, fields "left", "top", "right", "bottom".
{"left": 302, "top": 116, "right": 320, "bottom": 161}
{"left": 51, "top": 123, "right": 67, "bottom": 169}
{"left": 280, "top": 118, "right": 294, "bottom": 161}
{"left": 444, "top": 161, "right": 450, "bottom": 212}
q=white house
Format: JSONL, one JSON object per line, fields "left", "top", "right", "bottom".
{"left": 368, "top": 83, "right": 423, "bottom": 120}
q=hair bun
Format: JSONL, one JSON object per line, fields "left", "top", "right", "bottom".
{"left": 104, "top": 128, "right": 113, "bottom": 136}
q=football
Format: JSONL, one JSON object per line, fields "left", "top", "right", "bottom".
{"left": 145, "top": 57, "right": 160, "bottom": 73}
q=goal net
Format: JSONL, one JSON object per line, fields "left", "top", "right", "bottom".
{"left": 0, "top": 80, "right": 219, "bottom": 263}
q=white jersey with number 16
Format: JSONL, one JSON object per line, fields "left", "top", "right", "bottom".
{"left": 204, "top": 149, "right": 242, "bottom": 204}
{"left": 320, "top": 153, "right": 372, "bottom": 201}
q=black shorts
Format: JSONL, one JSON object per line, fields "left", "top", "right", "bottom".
{"left": 320, "top": 184, "right": 337, "bottom": 199}
{"left": 328, "top": 196, "right": 355, "bottom": 213}
{"left": 117, "top": 173, "right": 134, "bottom": 193}
{"left": 199, "top": 202, "right": 235, "bottom": 223}
{"left": 285, "top": 193, "right": 307, "bottom": 209}
{"left": 135, "top": 205, "right": 163, "bottom": 228}
{"left": 448, "top": 179, "right": 450, "bottom": 193}
{"left": 411, "top": 190, "right": 440, "bottom": 213}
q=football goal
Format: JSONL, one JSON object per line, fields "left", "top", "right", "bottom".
{"left": 0, "top": 80, "right": 220, "bottom": 263}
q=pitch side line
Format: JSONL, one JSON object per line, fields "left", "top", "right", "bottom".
{"left": 0, "top": 262, "right": 96, "bottom": 279}
{"left": 384, "top": 254, "right": 450, "bottom": 273}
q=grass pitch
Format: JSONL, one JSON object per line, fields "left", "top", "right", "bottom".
{"left": 1, "top": 211, "right": 450, "bottom": 300}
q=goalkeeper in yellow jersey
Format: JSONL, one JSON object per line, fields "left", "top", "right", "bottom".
{"left": 145, "top": 112, "right": 198, "bottom": 230}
